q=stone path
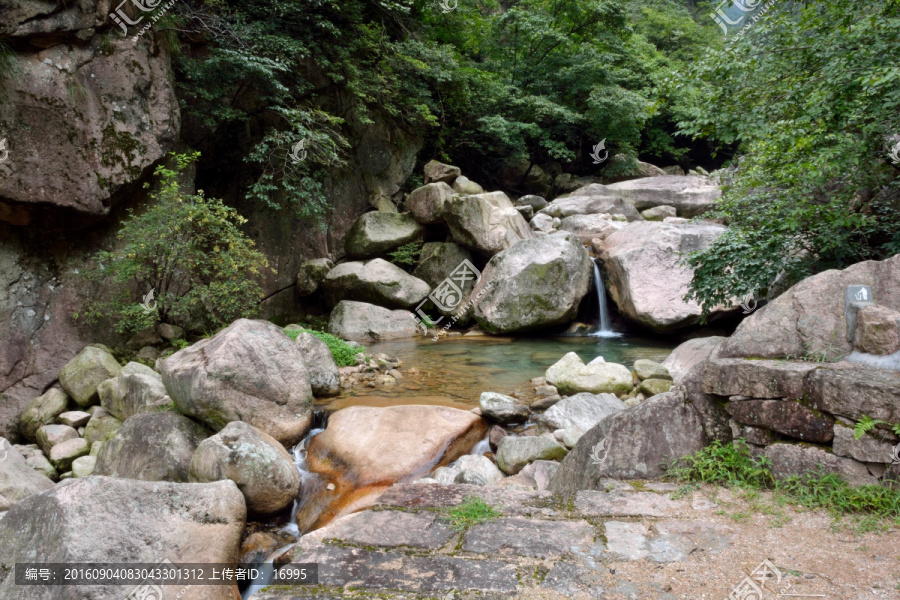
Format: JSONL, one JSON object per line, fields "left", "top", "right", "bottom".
{"left": 251, "top": 481, "right": 900, "bottom": 600}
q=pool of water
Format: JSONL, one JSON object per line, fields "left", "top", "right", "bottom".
{"left": 320, "top": 333, "right": 677, "bottom": 411}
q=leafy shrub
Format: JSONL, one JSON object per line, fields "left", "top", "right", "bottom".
{"left": 285, "top": 326, "right": 361, "bottom": 367}
{"left": 388, "top": 240, "right": 424, "bottom": 269}
{"left": 75, "top": 152, "right": 271, "bottom": 335}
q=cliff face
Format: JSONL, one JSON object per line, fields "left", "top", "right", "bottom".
{"left": 0, "top": 2, "right": 422, "bottom": 440}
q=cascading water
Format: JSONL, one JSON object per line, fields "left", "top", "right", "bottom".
{"left": 590, "top": 259, "right": 621, "bottom": 338}
{"left": 242, "top": 416, "right": 327, "bottom": 599}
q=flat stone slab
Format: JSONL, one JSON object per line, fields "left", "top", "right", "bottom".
{"left": 320, "top": 510, "right": 455, "bottom": 550}
{"left": 462, "top": 517, "right": 595, "bottom": 558}
{"left": 575, "top": 490, "right": 682, "bottom": 517}
{"left": 603, "top": 519, "right": 733, "bottom": 563}
{"left": 288, "top": 544, "right": 519, "bottom": 593}
{"left": 377, "top": 482, "right": 560, "bottom": 517}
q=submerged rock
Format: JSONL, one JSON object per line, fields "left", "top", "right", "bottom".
{"left": 94, "top": 412, "right": 209, "bottom": 482}
{"left": 190, "top": 422, "right": 300, "bottom": 514}
{"left": 161, "top": 319, "right": 314, "bottom": 447}
{"left": 473, "top": 232, "right": 592, "bottom": 334}
{"left": 0, "top": 477, "right": 245, "bottom": 600}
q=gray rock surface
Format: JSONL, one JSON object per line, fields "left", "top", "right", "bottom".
{"left": 472, "top": 232, "right": 592, "bottom": 334}
{"left": 344, "top": 212, "right": 425, "bottom": 259}
{"left": 495, "top": 436, "right": 568, "bottom": 475}
{"left": 479, "top": 392, "right": 530, "bottom": 424}
{"left": 537, "top": 392, "right": 626, "bottom": 432}
{"left": 295, "top": 332, "right": 341, "bottom": 397}
{"left": 405, "top": 182, "right": 456, "bottom": 224}
{"left": 94, "top": 412, "right": 209, "bottom": 482}
{"left": 97, "top": 361, "right": 172, "bottom": 420}
{"left": 322, "top": 258, "right": 431, "bottom": 309}
{"left": 327, "top": 300, "right": 419, "bottom": 342}
{"left": 18, "top": 388, "right": 69, "bottom": 440}
{"left": 190, "top": 421, "right": 300, "bottom": 514}
{"left": 161, "top": 319, "right": 313, "bottom": 447}
{"left": 58, "top": 346, "right": 122, "bottom": 407}
{"left": 603, "top": 176, "right": 721, "bottom": 217}
{"left": 445, "top": 192, "right": 535, "bottom": 256}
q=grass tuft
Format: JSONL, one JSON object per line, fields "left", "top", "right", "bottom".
{"left": 441, "top": 496, "right": 502, "bottom": 532}
{"left": 284, "top": 326, "right": 361, "bottom": 367}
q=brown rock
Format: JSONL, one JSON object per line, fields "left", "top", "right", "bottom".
{"left": 856, "top": 305, "right": 900, "bottom": 355}
{"left": 726, "top": 399, "right": 834, "bottom": 443}
{"left": 488, "top": 425, "right": 509, "bottom": 452}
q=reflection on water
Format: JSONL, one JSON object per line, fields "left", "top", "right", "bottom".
{"left": 320, "top": 334, "right": 676, "bottom": 411}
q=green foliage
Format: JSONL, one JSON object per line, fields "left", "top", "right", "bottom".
{"left": 678, "top": 1, "right": 900, "bottom": 316}
{"left": 669, "top": 440, "right": 900, "bottom": 520}
{"left": 75, "top": 152, "right": 271, "bottom": 335}
{"left": 441, "top": 496, "right": 502, "bottom": 531}
{"left": 388, "top": 240, "right": 424, "bottom": 269}
{"left": 284, "top": 326, "right": 361, "bottom": 367}
{"left": 853, "top": 415, "right": 900, "bottom": 440}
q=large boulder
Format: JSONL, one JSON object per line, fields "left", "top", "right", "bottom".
{"left": 328, "top": 300, "right": 419, "bottom": 342}
{"left": 558, "top": 214, "right": 627, "bottom": 244}
{"left": 806, "top": 362, "right": 900, "bottom": 423}
{"left": 295, "top": 258, "right": 334, "bottom": 297}
{"left": 0, "top": 438, "right": 55, "bottom": 507}
{"left": 322, "top": 259, "right": 431, "bottom": 309}
{"left": 702, "top": 358, "right": 815, "bottom": 400}
{"left": 406, "top": 182, "right": 456, "bottom": 224}
{"left": 94, "top": 412, "right": 209, "bottom": 482}
{"left": 0, "top": 477, "right": 245, "bottom": 600}
{"left": 550, "top": 391, "right": 707, "bottom": 491}
{"left": 160, "top": 319, "right": 314, "bottom": 447}
{"left": 542, "top": 192, "right": 642, "bottom": 221}
{"left": 445, "top": 192, "right": 535, "bottom": 256}
{"left": 725, "top": 399, "right": 834, "bottom": 443}
{"left": 603, "top": 176, "right": 721, "bottom": 218}
{"left": 537, "top": 392, "right": 626, "bottom": 432}
{"left": 97, "top": 361, "right": 173, "bottom": 420}
{"left": 344, "top": 212, "right": 426, "bottom": 259}
{"left": 472, "top": 232, "right": 592, "bottom": 333}
{"left": 495, "top": 436, "right": 568, "bottom": 475}
{"left": 295, "top": 333, "right": 341, "bottom": 397}
{"left": 18, "top": 388, "right": 69, "bottom": 440}
{"left": 190, "top": 422, "right": 300, "bottom": 515}
{"left": 423, "top": 160, "right": 461, "bottom": 185}
{"left": 600, "top": 221, "right": 729, "bottom": 332}
{"left": 58, "top": 345, "right": 122, "bottom": 408}
{"left": 300, "top": 405, "right": 486, "bottom": 531}
{"left": 544, "top": 352, "right": 633, "bottom": 397}
{"left": 0, "top": 37, "right": 180, "bottom": 229}
{"left": 662, "top": 337, "right": 727, "bottom": 383}
{"left": 719, "top": 254, "right": 900, "bottom": 360}
{"left": 412, "top": 242, "right": 475, "bottom": 288}
{"left": 0, "top": 0, "right": 107, "bottom": 38}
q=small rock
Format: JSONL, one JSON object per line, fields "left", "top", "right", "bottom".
{"left": 19, "top": 389, "right": 70, "bottom": 441}
{"left": 479, "top": 392, "right": 530, "bottom": 424}
{"left": 488, "top": 425, "right": 508, "bottom": 452}
{"left": 632, "top": 359, "right": 672, "bottom": 381}
{"left": 496, "top": 436, "right": 568, "bottom": 475}
{"left": 562, "top": 426, "right": 587, "bottom": 448}
{"left": 57, "top": 411, "right": 91, "bottom": 428}
{"left": 638, "top": 378, "right": 674, "bottom": 397}
{"left": 49, "top": 438, "right": 90, "bottom": 471}
{"left": 35, "top": 425, "right": 79, "bottom": 456}
{"left": 71, "top": 456, "right": 96, "bottom": 478}
{"left": 531, "top": 395, "right": 561, "bottom": 411}
{"left": 134, "top": 346, "right": 159, "bottom": 362}
{"left": 82, "top": 408, "right": 123, "bottom": 445}
{"left": 58, "top": 346, "right": 123, "bottom": 407}
{"left": 156, "top": 322, "right": 186, "bottom": 341}
{"left": 534, "top": 385, "right": 558, "bottom": 398}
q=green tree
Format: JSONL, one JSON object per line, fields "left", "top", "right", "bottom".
{"left": 677, "top": 0, "right": 900, "bottom": 316}
{"left": 76, "top": 152, "right": 272, "bottom": 335}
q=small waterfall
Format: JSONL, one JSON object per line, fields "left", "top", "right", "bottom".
{"left": 591, "top": 260, "right": 621, "bottom": 338}
{"left": 242, "top": 415, "right": 327, "bottom": 599}
{"left": 468, "top": 434, "right": 491, "bottom": 456}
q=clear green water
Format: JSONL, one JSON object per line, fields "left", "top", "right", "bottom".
{"left": 322, "top": 334, "right": 677, "bottom": 411}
